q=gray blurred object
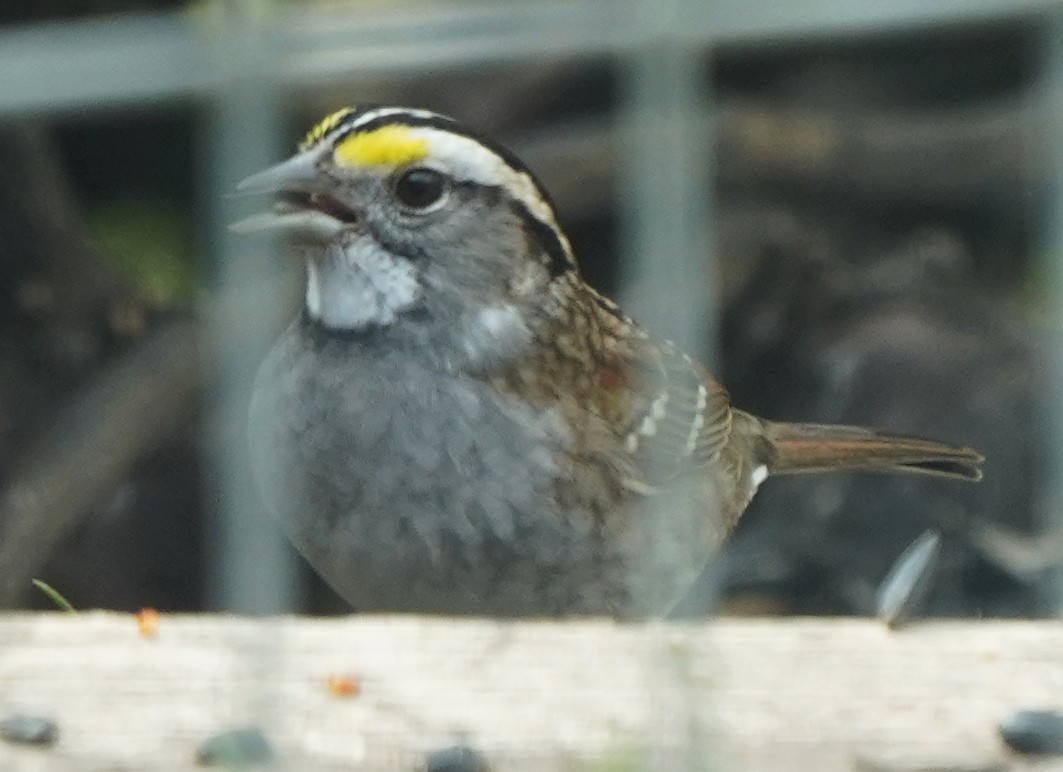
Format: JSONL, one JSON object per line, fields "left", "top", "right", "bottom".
{"left": 195, "top": 726, "right": 274, "bottom": 767}
{"left": 425, "top": 744, "right": 492, "bottom": 772}
{"left": 0, "top": 713, "right": 58, "bottom": 747}
{"left": 970, "top": 520, "right": 1063, "bottom": 586}
{"left": 999, "top": 709, "right": 1063, "bottom": 755}
{"left": 876, "top": 529, "right": 941, "bottom": 629}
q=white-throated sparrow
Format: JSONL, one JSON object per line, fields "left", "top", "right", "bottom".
{"left": 235, "top": 105, "right": 983, "bottom": 617}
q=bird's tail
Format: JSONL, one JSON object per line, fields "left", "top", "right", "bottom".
{"left": 762, "top": 422, "right": 983, "bottom": 481}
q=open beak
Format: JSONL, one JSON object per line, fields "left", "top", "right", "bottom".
{"left": 230, "top": 149, "right": 356, "bottom": 242}
{"left": 236, "top": 150, "right": 320, "bottom": 195}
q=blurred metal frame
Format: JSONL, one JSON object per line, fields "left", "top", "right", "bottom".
{"left": 0, "top": 0, "right": 1056, "bottom": 619}
{"left": 0, "top": 0, "right": 1054, "bottom": 115}
{"left": 1038, "top": 4, "right": 1063, "bottom": 616}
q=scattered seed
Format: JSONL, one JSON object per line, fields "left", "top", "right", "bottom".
{"left": 999, "top": 709, "right": 1063, "bottom": 755}
{"left": 876, "top": 529, "right": 941, "bottom": 629}
{"left": 136, "top": 607, "right": 160, "bottom": 636}
{"left": 326, "top": 674, "right": 361, "bottom": 697}
{"left": 425, "top": 743, "right": 490, "bottom": 772}
{"left": 0, "top": 713, "right": 58, "bottom": 747}
{"left": 195, "top": 726, "right": 273, "bottom": 767}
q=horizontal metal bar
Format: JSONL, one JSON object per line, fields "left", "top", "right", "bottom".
{"left": 0, "top": 0, "right": 1052, "bottom": 116}
{"left": 705, "top": 0, "right": 1053, "bottom": 45}
{"left": 0, "top": 14, "right": 215, "bottom": 113}
{"left": 281, "top": 2, "right": 642, "bottom": 82}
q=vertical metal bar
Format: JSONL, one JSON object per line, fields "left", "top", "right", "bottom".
{"left": 1038, "top": 9, "right": 1063, "bottom": 617}
{"left": 202, "top": 1, "right": 297, "bottom": 615}
{"left": 617, "top": 11, "right": 716, "bottom": 363}
{"left": 617, "top": 1, "right": 718, "bottom": 768}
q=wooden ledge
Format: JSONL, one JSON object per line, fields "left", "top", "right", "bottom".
{"left": 0, "top": 613, "right": 1061, "bottom": 770}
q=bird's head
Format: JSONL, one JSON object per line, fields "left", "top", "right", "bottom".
{"left": 234, "top": 106, "right": 578, "bottom": 345}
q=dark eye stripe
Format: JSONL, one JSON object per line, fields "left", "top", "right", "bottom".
{"left": 508, "top": 199, "right": 572, "bottom": 280}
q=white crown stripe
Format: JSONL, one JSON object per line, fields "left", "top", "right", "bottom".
{"left": 347, "top": 107, "right": 444, "bottom": 132}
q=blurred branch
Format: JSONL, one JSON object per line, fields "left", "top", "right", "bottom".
{"left": 0, "top": 316, "right": 199, "bottom": 607}
{"left": 716, "top": 99, "right": 1034, "bottom": 212}
{"left": 0, "top": 121, "right": 133, "bottom": 323}
{"left": 514, "top": 98, "right": 1036, "bottom": 220}
{"left": 0, "top": 120, "right": 195, "bottom": 608}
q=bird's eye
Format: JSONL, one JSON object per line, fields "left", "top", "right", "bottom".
{"left": 393, "top": 167, "right": 448, "bottom": 211}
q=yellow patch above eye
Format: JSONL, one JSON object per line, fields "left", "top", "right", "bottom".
{"left": 300, "top": 107, "right": 355, "bottom": 151}
{"left": 333, "top": 126, "right": 429, "bottom": 168}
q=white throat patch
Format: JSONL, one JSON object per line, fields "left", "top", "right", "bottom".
{"left": 306, "top": 239, "right": 421, "bottom": 330}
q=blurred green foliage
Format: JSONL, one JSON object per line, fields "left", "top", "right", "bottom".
{"left": 87, "top": 199, "right": 198, "bottom": 306}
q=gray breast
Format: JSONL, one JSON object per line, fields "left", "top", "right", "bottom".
{"left": 247, "top": 319, "right": 629, "bottom": 614}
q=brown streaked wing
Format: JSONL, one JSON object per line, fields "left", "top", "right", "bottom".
{"left": 613, "top": 332, "right": 735, "bottom": 491}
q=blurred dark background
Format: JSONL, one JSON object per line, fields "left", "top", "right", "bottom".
{"left": 0, "top": 2, "right": 1056, "bottom": 617}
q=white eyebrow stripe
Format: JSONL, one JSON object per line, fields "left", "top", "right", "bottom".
{"left": 346, "top": 107, "right": 445, "bottom": 132}
{"left": 409, "top": 128, "right": 555, "bottom": 221}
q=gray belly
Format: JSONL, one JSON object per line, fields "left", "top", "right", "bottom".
{"left": 248, "top": 326, "right": 633, "bottom": 615}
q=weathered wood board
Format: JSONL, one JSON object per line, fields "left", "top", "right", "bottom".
{"left": 0, "top": 614, "right": 1061, "bottom": 770}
